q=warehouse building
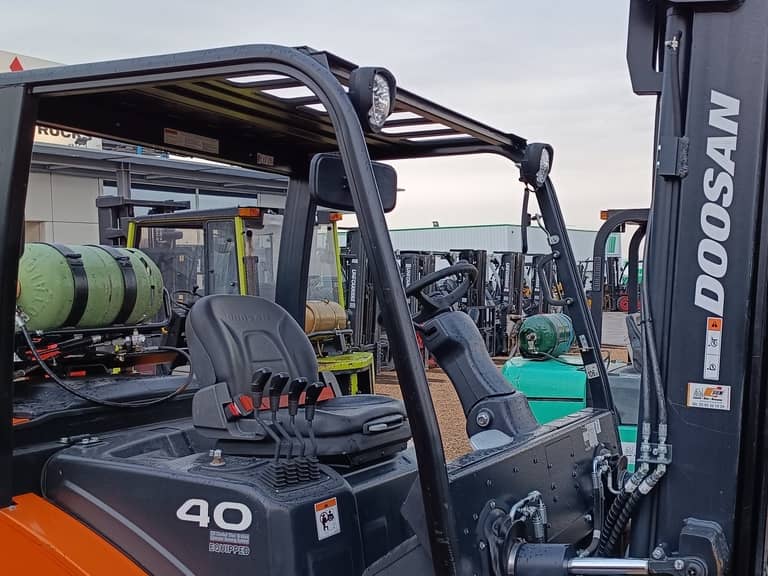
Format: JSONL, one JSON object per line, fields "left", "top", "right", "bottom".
{"left": 26, "top": 144, "right": 289, "bottom": 244}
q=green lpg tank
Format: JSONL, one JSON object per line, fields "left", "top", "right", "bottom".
{"left": 519, "top": 313, "right": 574, "bottom": 359}
{"left": 17, "top": 243, "right": 164, "bottom": 331}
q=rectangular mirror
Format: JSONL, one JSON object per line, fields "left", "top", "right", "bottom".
{"left": 309, "top": 152, "right": 397, "bottom": 213}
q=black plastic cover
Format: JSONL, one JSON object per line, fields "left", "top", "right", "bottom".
{"left": 44, "top": 421, "right": 418, "bottom": 576}
{"left": 420, "top": 311, "right": 539, "bottom": 438}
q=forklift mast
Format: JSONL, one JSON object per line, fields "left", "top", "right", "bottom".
{"left": 628, "top": 1, "right": 768, "bottom": 573}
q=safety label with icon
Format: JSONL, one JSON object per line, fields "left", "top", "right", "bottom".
{"left": 703, "top": 316, "right": 723, "bottom": 381}
{"left": 314, "top": 497, "right": 341, "bottom": 541}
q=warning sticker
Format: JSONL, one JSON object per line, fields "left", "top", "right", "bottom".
{"left": 687, "top": 382, "right": 731, "bottom": 411}
{"left": 703, "top": 316, "right": 722, "bottom": 381}
{"left": 314, "top": 497, "right": 341, "bottom": 541}
{"left": 585, "top": 363, "right": 600, "bottom": 379}
{"left": 163, "top": 128, "right": 220, "bottom": 154}
{"left": 582, "top": 421, "right": 600, "bottom": 451}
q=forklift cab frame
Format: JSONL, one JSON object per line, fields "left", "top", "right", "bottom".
{"left": 0, "top": 45, "right": 623, "bottom": 575}
{"left": 127, "top": 206, "right": 345, "bottom": 306}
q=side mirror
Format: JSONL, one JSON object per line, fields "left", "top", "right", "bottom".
{"left": 309, "top": 152, "right": 397, "bottom": 213}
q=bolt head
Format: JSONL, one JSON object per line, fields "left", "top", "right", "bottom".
{"left": 652, "top": 547, "right": 664, "bottom": 560}
{"left": 478, "top": 541, "right": 487, "bottom": 550}
{"left": 674, "top": 559, "right": 685, "bottom": 570}
{"left": 476, "top": 410, "right": 491, "bottom": 428}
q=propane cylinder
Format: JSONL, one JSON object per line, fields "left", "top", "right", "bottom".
{"left": 305, "top": 300, "right": 347, "bottom": 333}
{"left": 17, "top": 243, "right": 164, "bottom": 331}
{"left": 519, "top": 313, "right": 574, "bottom": 359}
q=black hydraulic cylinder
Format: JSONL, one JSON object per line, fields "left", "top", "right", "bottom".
{"left": 507, "top": 543, "right": 575, "bottom": 576}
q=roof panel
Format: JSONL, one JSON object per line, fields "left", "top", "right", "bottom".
{"left": 0, "top": 44, "right": 527, "bottom": 173}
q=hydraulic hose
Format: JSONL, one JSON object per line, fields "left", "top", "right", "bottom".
{"left": 521, "top": 187, "right": 531, "bottom": 255}
{"left": 604, "top": 489, "right": 643, "bottom": 556}
{"left": 581, "top": 458, "right": 608, "bottom": 556}
{"left": 596, "top": 27, "right": 684, "bottom": 559}
{"left": 597, "top": 491, "right": 630, "bottom": 556}
{"left": 19, "top": 319, "right": 193, "bottom": 409}
{"left": 642, "top": 29, "right": 683, "bottom": 434}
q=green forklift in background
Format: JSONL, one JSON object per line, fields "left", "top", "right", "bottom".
{"left": 501, "top": 209, "right": 648, "bottom": 468}
{"left": 121, "top": 204, "right": 375, "bottom": 394}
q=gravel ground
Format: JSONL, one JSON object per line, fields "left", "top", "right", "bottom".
{"left": 376, "top": 368, "right": 471, "bottom": 461}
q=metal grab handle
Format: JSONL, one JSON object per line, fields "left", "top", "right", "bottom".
{"left": 536, "top": 252, "right": 572, "bottom": 307}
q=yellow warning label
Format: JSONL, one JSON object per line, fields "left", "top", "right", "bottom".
{"left": 707, "top": 317, "right": 722, "bottom": 331}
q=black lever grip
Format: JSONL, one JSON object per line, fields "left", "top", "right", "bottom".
{"left": 288, "top": 377, "right": 309, "bottom": 417}
{"left": 304, "top": 382, "right": 326, "bottom": 422}
{"left": 250, "top": 368, "right": 273, "bottom": 414}
{"left": 268, "top": 372, "right": 290, "bottom": 414}
{"left": 251, "top": 368, "right": 272, "bottom": 392}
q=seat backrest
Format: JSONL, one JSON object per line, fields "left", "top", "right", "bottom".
{"left": 186, "top": 294, "right": 318, "bottom": 395}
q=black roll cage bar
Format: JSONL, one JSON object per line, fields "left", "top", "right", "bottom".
{"left": 588, "top": 209, "right": 650, "bottom": 340}
{"left": 0, "top": 44, "right": 614, "bottom": 575}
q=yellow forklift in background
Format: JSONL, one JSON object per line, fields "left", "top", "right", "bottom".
{"left": 126, "top": 205, "right": 375, "bottom": 394}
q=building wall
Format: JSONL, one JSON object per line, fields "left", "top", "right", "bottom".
{"left": 25, "top": 172, "right": 101, "bottom": 244}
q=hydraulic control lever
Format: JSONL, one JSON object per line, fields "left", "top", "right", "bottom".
{"left": 287, "top": 377, "right": 309, "bottom": 456}
{"left": 250, "top": 368, "right": 282, "bottom": 454}
{"left": 304, "top": 382, "right": 326, "bottom": 457}
{"left": 250, "top": 368, "right": 272, "bottom": 407}
{"left": 267, "top": 372, "right": 292, "bottom": 459}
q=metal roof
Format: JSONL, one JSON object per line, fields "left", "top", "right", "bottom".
{"left": 30, "top": 143, "right": 288, "bottom": 196}
{"left": 0, "top": 45, "right": 527, "bottom": 173}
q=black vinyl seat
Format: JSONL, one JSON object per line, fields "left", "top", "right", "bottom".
{"left": 186, "top": 293, "right": 319, "bottom": 394}
{"left": 185, "top": 295, "right": 411, "bottom": 464}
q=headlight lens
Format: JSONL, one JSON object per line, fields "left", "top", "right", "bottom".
{"left": 368, "top": 73, "right": 392, "bottom": 130}
{"left": 536, "top": 147, "right": 551, "bottom": 187}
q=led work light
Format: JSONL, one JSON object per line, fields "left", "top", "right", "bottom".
{"left": 348, "top": 67, "right": 397, "bottom": 133}
{"left": 520, "top": 143, "right": 554, "bottom": 190}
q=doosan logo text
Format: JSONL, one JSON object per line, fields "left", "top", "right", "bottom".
{"left": 695, "top": 90, "right": 740, "bottom": 318}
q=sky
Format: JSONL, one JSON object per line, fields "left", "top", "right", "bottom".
{"left": 1, "top": 0, "right": 657, "bottom": 230}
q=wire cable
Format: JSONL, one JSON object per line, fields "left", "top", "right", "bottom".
{"left": 20, "top": 321, "right": 193, "bottom": 409}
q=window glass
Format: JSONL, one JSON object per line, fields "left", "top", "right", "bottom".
{"left": 308, "top": 224, "right": 340, "bottom": 303}
{"left": 243, "top": 214, "right": 282, "bottom": 300}
{"left": 205, "top": 220, "right": 239, "bottom": 295}
{"left": 138, "top": 225, "right": 204, "bottom": 302}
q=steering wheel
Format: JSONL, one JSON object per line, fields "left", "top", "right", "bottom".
{"left": 404, "top": 261, "right": 478, "bottom": 323}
